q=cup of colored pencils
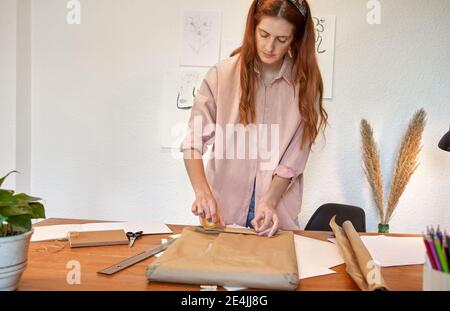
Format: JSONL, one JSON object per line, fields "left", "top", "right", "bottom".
{"left": 422, "top": 226, "right": 450, "bottom": 290}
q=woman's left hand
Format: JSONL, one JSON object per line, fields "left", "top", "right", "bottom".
{"left": 251, "top": 200, "right": 279, "bottom": 237}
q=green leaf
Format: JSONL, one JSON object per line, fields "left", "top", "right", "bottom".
{"left": 7, "top": 215, "right": 32, "bottom": 232}
{"left": 14, "top": 193, "right": 42, "bottom": 204}
{"left": 0, "top": 205, "right": 32, "bottom": 217}
{"left": 0, "top": 189, "right": 17, "bottom": 207}
{"left": 0, "top": 170, "right": 18, "bottom": 188}
{"left": 0, "top": 214, "right": 8, "bottom": 224}
{"left": 29, "top": 202, "right": 46, "bottom": 219}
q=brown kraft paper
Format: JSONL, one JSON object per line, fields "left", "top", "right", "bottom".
{"left": 146, "top": 227, "right": 299, "bottom": 290}
{"left": 329, "top": 216, "right": 389, "bottom": 291}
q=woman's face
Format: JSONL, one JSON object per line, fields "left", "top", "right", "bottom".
{"left": 255, "top": 16, "right": 295, "bottom": 66}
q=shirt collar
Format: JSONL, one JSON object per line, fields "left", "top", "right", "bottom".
{"left": 253, "top": 55, "right": 293, "bottom": 86}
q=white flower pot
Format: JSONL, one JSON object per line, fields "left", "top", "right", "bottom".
{"left": 0, "top": 229, "right": 33, "bottom": 291}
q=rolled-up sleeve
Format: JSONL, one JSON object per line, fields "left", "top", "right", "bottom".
{"left": 272, "top": 95, "right": 319, "bottom": 184}
{"left": 180, "top": 67, "right": 218, "bottom": 157}
{"left": 273, "top": 120, "right": 311, "bottom": 182}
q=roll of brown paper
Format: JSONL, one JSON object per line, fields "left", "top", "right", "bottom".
{"left": 329, "top": 216, "right": 389, "bottom": 291}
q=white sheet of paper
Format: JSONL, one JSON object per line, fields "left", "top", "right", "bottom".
{"left": 31, "top": 224, "right": 83, "bottom": 242}
{"left": 328, "top": 235, "right": 425, "bottom": 267}
{"left": 294, "top": 235, "right": 344, "bottom": 280}
{"left": 81, "top": 222, "right": 172, "bottom": 235}
{"left": 360, "top": 235, "right": 426, "bottom": 267}
{"left": 31, "top": 221, "right": 172, "bottom": 242}
{"left": 299, "top": 267, "right": 337, "bottom": 280}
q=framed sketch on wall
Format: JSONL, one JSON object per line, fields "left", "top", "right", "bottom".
{"left": 314, "top": 15, "right": 336, "bottom": 99}
{"left": 158, "top": 67, "right": 209, "bottom": 152}
{"left": 180, "top": 11, "right": 222, "bottom": 67}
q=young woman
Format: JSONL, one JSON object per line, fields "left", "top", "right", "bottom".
{"left": 181, "top": 0, "right": 327, "bottom": 237}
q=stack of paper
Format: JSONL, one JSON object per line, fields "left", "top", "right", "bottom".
{"left": 31, "top": 221, "right": 173, "bottom": 242}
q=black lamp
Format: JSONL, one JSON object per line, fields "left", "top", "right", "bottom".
{"left": 438, "top": 125, "right": 450, "bottom": 152}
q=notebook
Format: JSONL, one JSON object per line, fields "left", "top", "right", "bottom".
{"left": 68, "top": 230, "right": 129, "bottom": 248}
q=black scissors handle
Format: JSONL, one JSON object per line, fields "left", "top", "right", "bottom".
{"left": 126, "top": 231, "right": 143, "bottom": 239}
{"left": 126, "top": 231, "right": 144, "bottom": 248}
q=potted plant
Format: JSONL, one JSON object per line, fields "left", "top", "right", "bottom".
{"left": 0, "top": 170, "right": 45, "bottom": 291}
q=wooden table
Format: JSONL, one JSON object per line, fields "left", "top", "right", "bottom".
{"left": 18, "top": 218, "right": 423, "bottom": 291}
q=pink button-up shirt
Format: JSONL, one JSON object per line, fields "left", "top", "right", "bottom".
{"left": 181, "top": 53, "right": 311, "bottom": 230}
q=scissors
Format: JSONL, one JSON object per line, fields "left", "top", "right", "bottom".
{"left": 126, "top": 231, "right": 143, "bottom": 248}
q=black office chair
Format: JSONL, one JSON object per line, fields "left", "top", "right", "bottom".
{"left": 304, "top": 203, "right": 366, "bottom": 232}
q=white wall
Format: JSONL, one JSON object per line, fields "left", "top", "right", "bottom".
{"left": 27, "top": 0, "right": 450, "bottom": 232}
{"left": 0, "top": 0, "right": 31, "bottom": 192}
{"left": 16, "top": 0, "right": 32, "bottom": 193}
{"left": 0, "top": 0, "right": 17, "bottom": 189}
{"left": 30, "top": 0, "right": 252, "bottom": 224}
{"left": 304, "top": 0, "right": 450, "bottom": 233}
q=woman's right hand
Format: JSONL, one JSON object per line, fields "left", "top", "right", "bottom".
{"left": 191, "top": 189, "right": 225, "bottom": 227}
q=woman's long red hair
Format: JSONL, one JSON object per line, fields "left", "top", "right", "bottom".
{"left": 231, "top": 0, "right": 327, "bottom": 148}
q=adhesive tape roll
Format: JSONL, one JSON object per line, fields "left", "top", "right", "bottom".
{"left": 200, "top": 216, "right": 221, "bottom": 230}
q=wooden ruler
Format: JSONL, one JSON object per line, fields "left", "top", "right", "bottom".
{"left": 97, "top": 238, "right": 178, "bottom": 275}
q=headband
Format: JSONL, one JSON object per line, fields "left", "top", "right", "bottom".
{"left": 287, "top": 0, "right": 307, "bottom": 17}
{"left": 257, "top": 0, "right": 307, "bottom": 18}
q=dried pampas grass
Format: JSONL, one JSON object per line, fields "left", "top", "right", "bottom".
{"left": 385, "top": 109, "right": 426, "bottom": 224}
{"left": 360, "top": 109, "right": 426, "bottom": 225}
{"left": 361, "top": 120, "right": 385, "bottom": 223}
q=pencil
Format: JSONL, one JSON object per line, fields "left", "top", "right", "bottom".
{"left": 434, "top": 234, "right": 449, "bottom": 273}
{"left": 437, "top": 225, "right": 442, "bottom": 241}
{"left": 423, "top": 234, "right": 437, "bottom": 269}
{"left": 443, "top": 234, "right": 449, "bottom": 272}
{"left": 428, "top": 235, "right": 442, "bottom": 271}
{"left": 446, "top": 232, "right": 450, "bottom": 262}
